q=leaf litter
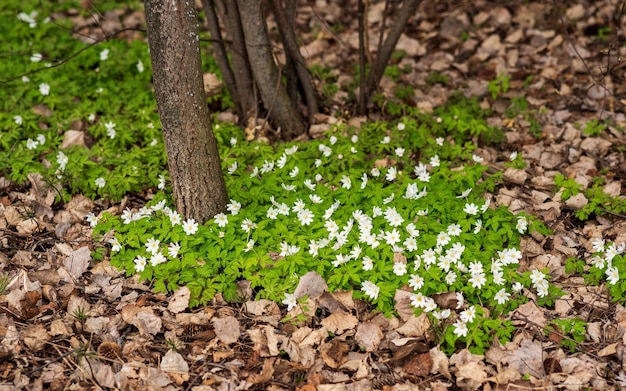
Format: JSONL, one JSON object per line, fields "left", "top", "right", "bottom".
{"left": 2, "top": 0, "right": 626, "bottom": 389}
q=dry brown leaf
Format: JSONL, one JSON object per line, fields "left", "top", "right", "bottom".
{"left": 79, "top": 358, "right": 116, "bottom": 388}
{"left": 503, "top": 338, "right": 544, "bottom": 377}
{"left": 565, "top": 193, "right": 588, "bottom": 210}
{"left": 213, "top": 315, "right": 241, "bottom": 345}
{"left": 389, "top": 339, "right": 430, "bottom": 366}
{"left": 245, "top": 299, "right": 281, "bottom": 317}
{"left": 284, "top": 339, "right": 316, "bottom": 367}
{"left": 513, "top": 301, "right": 547, "bottom": 328}
{"left": 319, "top": 339, "right": 349, "bottom": 369}
{"left": 247, "top": 357, "right": 275, "bottom": 384}
{"left": 318, "top": 291, "right": 349, "bottom": 314}
{"left": 167, "top": 286, "right": 190, "bottom": 313}
{"left": 393, "top": 290, "right": 415, "bottom": 322}
{"left": 49, "top": 319, "right": 72, "bottom": 337}
{"left": 85, "top": 316, "right": 110, "bottom": 334}
{"left": 130, "top": 309, "right": 162, "bottom": 337}
{"left": 559, "top": 357, "right": 596, "bottom": 388}
{"left": 403, "top": 352, "right": 432, "bottom": 377}
{"left": 503, "top": 167, "right": 528, "bottom": 185}
{"left": 22, "top": 323, "right": 50, "bottom": 352}
{"left": 160, "top": 350, "right": 189, "bottom": 374}
{"left": 453, "top": 361, "right": 488, "bottom": 390}
{"left": 21, "top": 290, "right": 42, "bottom": 318}
{"left": 3, "top": 206, "right": 23, "bottom": 226}
{"left": 60, "top": 130, "right": 87, "bottom": 149}
{"left": 294, "top": 271, "right": 328, "bottom": 300}
{"left": 63, "top": 246, "right": 91, "bottom": 280}
{"left": 354, "top": 322, "right": 382, "bottom": 352}
{"left": 66, "top": 295, "right": 91, "bottom": 317}
{"left": 16, "top": 219, "right": 42, "bottom": 234}
{"left": 320, "top": 310, "right": 358, "bottom": 335}
{"left": 395, "top": 313, "right": 430, "bottom": 338}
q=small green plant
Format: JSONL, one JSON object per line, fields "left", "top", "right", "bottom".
{"left": 165, "top": 339, "right": 181, "bottom": 351}
{"left": 72, "top": 306, "right": 90, "bottom": 323}
{"left": 522, "top": 75, "right": 534, "bottom": 88}
{"left": 504, "top": 96, "right": 529, "bottom": 118}
{"left": 553, "top": 173, "right": 583, "bottom": 201}
{"left": 0, "top": 273, "right": 9, "bottom": 296}
{"left": 545, "top": 318, "right": 587, "bottom": 352}
{"left": 488, "top": 74, "right": 510, "bottom": 100}
{"left": 596, "top": 26, "right": 611, "bottom": 42}
{"left": 426, "top": 72, "right": 450, "bottom": 86}
{"left": 394, "top": 84, "right": 414, "bottom": 101}
{"left": 565, "top": 257, "right": 586, "bottom": 275}
{"left": 280, "top": 295, "right": 310, "bottom": 325}
{"left": 569, "top": 238, "right": 626, "bottom": 302}
{"left": 309, "top": 64, "right": 339, "bottom": 100}
{"left": 582, "top": 119, "right": 607, "bottom": 136}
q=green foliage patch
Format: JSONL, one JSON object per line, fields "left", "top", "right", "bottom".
{"left": 93, "top": 114, "right": 562, "bottom": 354}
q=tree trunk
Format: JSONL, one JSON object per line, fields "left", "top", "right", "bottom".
{"left": 364, "top": 0, "right": 420, "bottom": 107}
{"left": 270, "top": 0, "right": 318, "bottom": 122}
{"left": 201, "top": 0, "right": 244, "bottom": 120}
{"left": 145, "top": 0, "right": 228, "bottom": 223}
{"left": 237, "top": 0, "right": 306, "bottom": 139}
{"left": 220, "top": 0, "right": 257, "bottom": 119}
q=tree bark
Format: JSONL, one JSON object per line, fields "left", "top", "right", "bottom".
{"left": 357, "top": 0, "right": 367, "bottom": 115}
{"left": 237, "top": 0, "right": 306, "bottom": 138}
{"left": 270, "top": 0, "right": 318, "bottom": 122}
{"left": 145, "top": 0, "right": 228, "bottom": 223}
{"left": 220, "top": 0, "right": 256, "bottom": 119}
{"left": 201, "top": 0, "right": 244, "bottom": 120}
{"left": 364, "top": 0, "right": 420, "bottom": 107}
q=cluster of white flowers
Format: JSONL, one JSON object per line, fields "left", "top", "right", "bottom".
{"left": 25, "top": 134, "right": 45, "bottom": 150}
{"left": 104, "top": 121, "right": 116, "bottom": 139}
{"left": 100, "top": 49, "right": 109, "bottom": 62}
{"left": 529, "top": 269, "right": 549, "bottom": 297}
{"left": 18, "top": 11, "right": 39, "bottom": 28}
{"left": 589, "top": 238, "right": 625, "bottom": 285}
{"left": 39, "top": 83, "right": 50, "bottom": 96}
{"left": 453, "top": 305, "right": 477, "bottom": 337}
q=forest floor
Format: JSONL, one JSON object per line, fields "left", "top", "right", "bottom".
{"left": 2, "top": 0, "right": 626, "bottom": 390}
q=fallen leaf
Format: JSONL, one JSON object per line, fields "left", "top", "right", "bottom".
{"left": 167, "top": 286, "right": 190, "bottom": 313}
{"left": 503, "top": 338, "right": 544, "bottom": 377}
{"left": 63, "top": 246, "right": 91, "bottom": 280}
{"left": 22, "top": 323, "right": 50, "bottom": 352}
{"left": 354, "top": 322, "right": 382, "bottom": 352}
{"left": 319, "top": 339, "right": 349, "bottom": 368}
{"left": 245, "top": 299, "right": 280, "bottom": 317}
{"left": 133, "top": 310, "right": 162, "bottom": 336}
{"left": 160, "top": 349, "right": 189, "bottom": 373}
{"left": 513, "top": 301, "right": 547, "bottom": 328}
{"left": 247, "top": 357, "right": 275, "bottom": 384}
{"left": 294, "top": 271, "right": 328, "bottom": 299}
{"left": 320, "top": 310, "right": 358, "bottom": 335}
{"left": 453, "top": 361, "right": 488, "bottom": 390}
{"left": 403, "top": 352, "right": 432, "bottom": 377}
{"left": 66, "top": 295, "right": 91, "bottom": 317}
{"left": 213, "top": 316, "right": 241, "bottom": 345}
{"left": 395, "top": 313, "right": 431, "bottom": 337}
{"left": 430, "top": 347, "right": 451, "bottom": 379}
